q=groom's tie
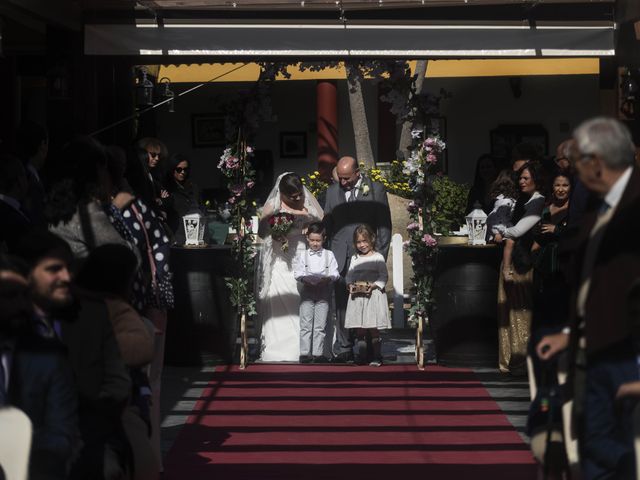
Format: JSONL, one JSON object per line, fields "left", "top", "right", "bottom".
{"left": 347, "top": 189, "right": 357, "bottom": 202}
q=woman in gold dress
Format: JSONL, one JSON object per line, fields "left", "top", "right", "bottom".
{"left": 493, "top": 162, "right": 545, "bottom": 374}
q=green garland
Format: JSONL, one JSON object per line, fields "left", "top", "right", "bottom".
{"left": 403, "top": 131, "right": 446, "bottom": 327}
{"left": 217, "top": 133, "right": 258, "bottom": 317}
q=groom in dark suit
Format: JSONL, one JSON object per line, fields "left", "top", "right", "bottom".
{"left": 323, "top": 156, "right": 391, "bottom": 361}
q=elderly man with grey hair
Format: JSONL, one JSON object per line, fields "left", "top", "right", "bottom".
{"left": 537, "top": 117, "right": 640, "bottom": 479}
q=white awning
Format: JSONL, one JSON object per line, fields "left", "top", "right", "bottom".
{"left": 84, "top": 20, "right": 615, "bottom": 58}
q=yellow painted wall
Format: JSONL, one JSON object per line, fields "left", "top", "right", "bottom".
{"left": 156, "top": 58, "right": 599, "bottom": 83}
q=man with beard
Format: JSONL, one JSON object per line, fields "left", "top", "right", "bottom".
{"left": 0, "top": 255, "right": 77, "bottom": 479}
{"left": 12, "top": 231, "right": 131, "bottom": 479}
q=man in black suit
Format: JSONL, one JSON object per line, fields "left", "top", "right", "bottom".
{"left": 0, "top": 154, "right": 31, "bottom": 251}
{"left": 323, "top": 156, "right": 391, "bottom": 361}
{"left": 12, "top": 231, "right": 132, "bottom": 479}
{"left": 537, "top": 117, "right": 640, "bottom": 479}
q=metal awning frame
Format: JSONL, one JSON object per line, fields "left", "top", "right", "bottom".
{"left": 85, "top": 19, "right": 616, "bottom": 58}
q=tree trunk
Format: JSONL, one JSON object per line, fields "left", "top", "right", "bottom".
{"left": 398, "top": 59, "right": 428, "bottom": 160}
{"left": 346, "top": 62, "right": 375, "bottom": 169}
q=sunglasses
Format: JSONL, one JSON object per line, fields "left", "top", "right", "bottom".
{"left": 175, "top": 167, "right": 189, "bottom": 173}
{"left": 148, "top": 152, "right": 160, "bottom": 158}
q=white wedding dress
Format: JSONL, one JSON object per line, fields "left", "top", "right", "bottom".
{"left": 257, "top": 174, "right": 323, "bottom": 362}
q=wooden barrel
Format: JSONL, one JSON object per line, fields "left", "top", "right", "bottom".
{"left": 166, "top": 245, "right": 238, "bottom": 366}
{"left": 431, "top": 242, "right": 501, "bottom": 367}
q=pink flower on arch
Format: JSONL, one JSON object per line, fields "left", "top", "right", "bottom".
{"left": 422, "top": 233, "right": 437, "bottom": 247}
{"left": 407, "top": 222, "right": 420, "bottom": 231}
{"left": 246, "top": 180, "right": 255, "bottom": 189}
{"left": 407, "top": 201, "right": 419, "bottom": 213}
{"left": 426, "top": 153, "right": 437, "bottom": 164}
{"left": 230, "top": 184, "right": 244, "bottom": 196}
{"left": 226, "top": 156, "right": 241, "bottom": 170}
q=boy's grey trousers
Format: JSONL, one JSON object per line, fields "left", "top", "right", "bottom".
{"left": 299, "top": 285, "right": 331, "bottom": 357}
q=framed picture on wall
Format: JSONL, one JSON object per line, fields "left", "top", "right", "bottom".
{"left": 490, "top": 124, "right": 548, "bottom": 160}
{"left": 192, "top": 114, "right": 226, "bottom": 148}
{"left": 425, "top": 116, "right": 446, "bottom": 139}
{"left": 279, "top": 132, "right": 307, "bottom": 158}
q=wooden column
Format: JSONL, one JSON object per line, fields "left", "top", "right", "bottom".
{"left": 316, "top": 80, "right": 338, "bottom": 181}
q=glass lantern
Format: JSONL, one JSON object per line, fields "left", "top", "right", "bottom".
{"left": 465, "top": 203, "right": 488, "bottom": 246}
{"left": 183, "top": 213, "right": 205, "bottom": 246}
{"left": 135, "top": 68, "right": 154, "bottom": 108}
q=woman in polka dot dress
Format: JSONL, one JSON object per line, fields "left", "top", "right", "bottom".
{"left": 106, "top": 146, "right": 174, "bottom": 311}
{"left": 109, "top": 198, "right": 174, "bottom": 309}
{"left": 107, "top": 145, "right": 175, "bottom": 469}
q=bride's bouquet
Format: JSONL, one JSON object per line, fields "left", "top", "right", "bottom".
{"left": 269, "top": 212, "right": 295, "bottom": 251}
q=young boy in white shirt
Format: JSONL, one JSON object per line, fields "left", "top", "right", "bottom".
{"left": 293, "top": 222, "right": 340, "bottom": 363}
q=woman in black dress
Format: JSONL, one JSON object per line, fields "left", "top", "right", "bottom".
{"left": 465, "top": 153, "right": 499, "bottom": 214}
{"left": 165, "top": 153, "right": 202, "bottom": 243}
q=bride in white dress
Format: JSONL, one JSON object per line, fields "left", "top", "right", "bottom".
{"left": 257, "top": 172, "right": 324, "bottom": 362}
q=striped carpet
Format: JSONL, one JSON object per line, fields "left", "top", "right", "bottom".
{"left": 163, "top": 364, "right": 537, "bottom": 480}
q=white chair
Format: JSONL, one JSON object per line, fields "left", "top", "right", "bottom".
{"left": 634, "top": 402, "right": 640, "bottom": 480}
{"left": 390, "top": 233, "right": 405, "bottom": 328}
{"left": 0, "top": 407, "right": 32, "bottom": 480}
{"left": 528, "top": 353, "right": 581, "bottom": 477}
{"left": 526, "top": 354, "right": 537, "bottom": 401}
{"left": 557, "top": 357, "right": 581, "bottom": 478}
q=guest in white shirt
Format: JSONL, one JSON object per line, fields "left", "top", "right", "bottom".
{"left": 293, "top": 222, "right": 339, "bottom": 363}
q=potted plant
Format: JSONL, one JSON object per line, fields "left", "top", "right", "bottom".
{"left": 429, "top": 174, "right": 469, "bottom": 237}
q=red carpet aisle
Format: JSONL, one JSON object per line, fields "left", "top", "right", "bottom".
{"left": 163, "top": 365, "right": 537, "bottom": 480}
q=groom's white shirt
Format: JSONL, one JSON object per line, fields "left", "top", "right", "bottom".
{"left": 344, "top": 177, "right": 363, "bottom": 202}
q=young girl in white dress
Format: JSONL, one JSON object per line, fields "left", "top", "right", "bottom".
{"left": 344, "top": 224, "right": 391, "bottom": 366}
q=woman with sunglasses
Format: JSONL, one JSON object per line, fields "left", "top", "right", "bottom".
{"left": 137, "top": 137, "right": 170, "bottom": 206}
{"left": 165, "top": 153, "right": 202, "bottom": 243}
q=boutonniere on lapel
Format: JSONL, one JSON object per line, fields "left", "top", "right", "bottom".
{"left": 361, "top": 183, "right": 370, "bottom": 197}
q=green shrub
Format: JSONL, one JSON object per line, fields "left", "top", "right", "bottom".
{"left": 430, "top": 175, "right": 469, "bottom": 234}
